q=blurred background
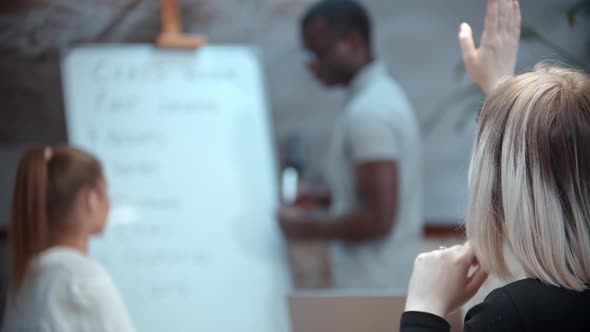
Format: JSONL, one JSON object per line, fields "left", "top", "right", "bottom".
{"left": 1, "top": 0, "right": 588, "bottom": 224}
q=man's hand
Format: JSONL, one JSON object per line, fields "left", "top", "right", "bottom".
{"left": 459, "top": 0, "right": 521, "bottom": 95}
{"left": 275, "top": 161, "right": 398, "bottom": 241}
{"left": 278, "top": 206, "right": 307, "bottom": 238}
{"left": 294, "top": 187, "right": 331, "bottom": 210}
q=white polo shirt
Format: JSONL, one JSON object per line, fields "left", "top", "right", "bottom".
{"left": 2, "top": 247, "right": 136, "bottom": 332}
{"left": 327, "top": 60, "right": 423, "bottom": 289}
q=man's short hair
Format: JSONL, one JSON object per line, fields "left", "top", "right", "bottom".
{"left": 301, "top": 0, "right": 372, "bottom": 46}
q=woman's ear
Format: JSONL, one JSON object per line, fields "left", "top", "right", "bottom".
{"left": 85, "top": 186, "right": 101, "bottom": 213}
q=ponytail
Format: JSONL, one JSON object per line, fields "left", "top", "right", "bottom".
{"left": 9, "top": 146, "right": 49, "bottom": 294}
{"left": 8, "top": 145, "right": 103, "bottom": 296}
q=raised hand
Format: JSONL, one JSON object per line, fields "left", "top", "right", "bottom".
{"left": 459, "top": 0, "right": 521, "bottom": 95}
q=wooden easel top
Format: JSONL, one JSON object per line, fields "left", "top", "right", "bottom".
{"left": 156, "top": 0, "right": 207, "bottom": 49}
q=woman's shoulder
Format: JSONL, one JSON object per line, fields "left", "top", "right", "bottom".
{"left": 498, "top": 278, "right": 590, "bottom": 308}
{"left": 37, "top": 246, "right": 109, "bottom": 278}
{"left": 463, "top": 282, "right": 524, "bottom": 331}
{"left": 35, "top": 247, "right": 117, "bottom": 305}
{"left": 3, "top": 247, "right": 127, "bottom": 331}
{"left": 465, "top": 278, "right": 590, "bottom": 331}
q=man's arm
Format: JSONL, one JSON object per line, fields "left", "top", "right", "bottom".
{"left": 294, "top": 186, "right": 332, "bottom": 209}
{"left": 278, "top": 160, "right": 398, "bottom": 242}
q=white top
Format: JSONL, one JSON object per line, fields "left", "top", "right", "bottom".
{"left": 2, "top": 247, "right": 136, "bottom": 332}
{"left": 327, "top": 60, "right": 423, "bottom": 289}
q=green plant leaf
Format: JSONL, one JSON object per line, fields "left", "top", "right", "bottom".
{"left": 520, "top": 23, "right": 540, "bottom": 40}
{"left": 567, "top": 11, "right": 576, "bottom": 26}
{"left": 566, "top": 0, "right": 590, "bottom": 26}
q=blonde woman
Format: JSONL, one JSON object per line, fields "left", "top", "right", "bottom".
{"left": 401, "top": 0, "right": 590, "bottom": 331}
{"left": 402, "top": 63, "right": 590, "bottom": 331}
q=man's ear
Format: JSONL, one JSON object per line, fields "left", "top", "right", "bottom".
{"left": 345, "top": 31, "right": 365, "bottom": 51}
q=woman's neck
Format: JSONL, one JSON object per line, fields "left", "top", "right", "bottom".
{"left": 47, "top": 231, "right": 89, "bottom": 255}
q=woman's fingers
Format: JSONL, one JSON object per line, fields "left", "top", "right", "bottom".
{"left": 498, "top": 0, "right": 509, "bottom": 33}
{"left": 465, "top": 265, "right": 489, "bottom": 300}
{"left": 461, "top": 243, "right": 488, "bottom": 305}
{"left": 511, "top": 0, "right": 521, "bottom": 37}
{"left": 482, "top": 0, "right": 499, "bottom": 41}
{"left": 458, "top": 23, "right": 477, "bottom": 70}
{"left": 459, "top": 241, "right": 475, "bottom": 261}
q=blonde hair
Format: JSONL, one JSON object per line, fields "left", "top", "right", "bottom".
{"left": 466, "top": 64, "right": 590, "bottom": 291}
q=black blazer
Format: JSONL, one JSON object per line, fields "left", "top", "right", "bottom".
{"left": 400, "top": 278, "right": 590, "bottom": 332}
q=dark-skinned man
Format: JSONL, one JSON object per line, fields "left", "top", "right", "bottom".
{"left": 278, "top": 0, "right": 422, "bottom": 289}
